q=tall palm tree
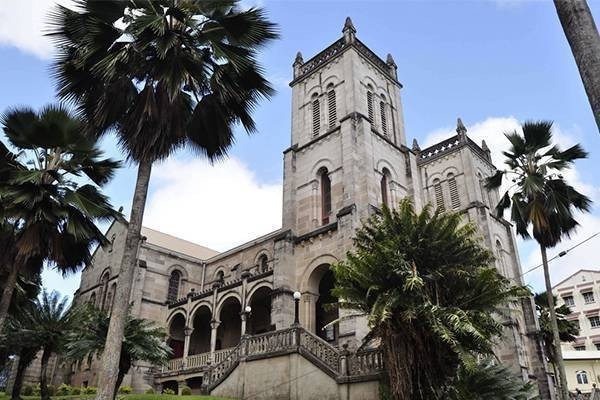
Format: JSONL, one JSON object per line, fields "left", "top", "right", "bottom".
{"left": 534, "top": 292, "right": 579, "bottom": 384}
{"left": 0, "top": 105, "right": 120, "bottom": 327}
{"left": 7, "top": 290, "right": 84, "bottom": 400}
{"left": 49, "top": 2, "right": 277, "bottom": 398}
{"left": 331, "top": 199, "right": 528, "bottom": 400}
{"left": 485, "top": 121, "right": 592, "bottom": 400}
{"left": 553, "top": 0, "right": 600, "bottom": 132}
{"left": 65, "top": 306, "right": 170, "bottom": 399}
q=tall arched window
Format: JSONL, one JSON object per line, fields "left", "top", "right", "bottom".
{"left": 216, "top": 270, "right": 225, "bottom": 283}
{"left": 496, "top": 240, "right": 506, "bottom": 276}
{"left": 259, "top": 254, "right": 269, "bottom": 273}
{"left": 319, "top": 168, "right": 332, "bottom": 225}
{"left": 312, "top": 95, "right": 320, "bottom": 136}
{"left": 99, "top": 271, "right": 109, "bottom": 310}
{"left": 327, "top": 86, "right": 337, "bottom": 128}
{"left": 433, "top": 179, "right": 445, "bottom": 212}
{"left": 167, "top": 270, "right": 182, "bottom": 302}
{"left": 366, "top": 88, "right": 374, "bottom": 121}
{"left": 448, "top": 173, "right": 460, "bottom": 209}
{"left": 106, "top": 283, "right": 117, "bottom": 313}
{"left": 381, "top": 168, "right": 390, "bottom": 207}
{"left": 380, "top": 101, "right": 387, "bottom": 135}
{"left": 576, "top": 370, "right": 589, "bottom": 384}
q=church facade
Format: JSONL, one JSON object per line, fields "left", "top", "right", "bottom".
{"left": 63, "top": 18, "right": 552, "bottom": 400}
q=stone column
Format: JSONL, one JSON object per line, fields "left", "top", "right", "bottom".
{"left": 182, "top": 326, "right": 193, "bottom": 368}
{"left": 303, "top": 292, "right": 319, "bottom": 333}
{"left": 240, "top": 311, "right": 248, "bottom": 336}
{"left": 209, "top": 319, "right": 220, "bottom": 359}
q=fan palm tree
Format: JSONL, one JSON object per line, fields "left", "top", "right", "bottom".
{"left": 65, "top": 306, "right": 170, "bottom": 399}
{"left": 485, "top": 120, "right": 592, "bottom": 400}
{"left": 331, "top": 199, "right": 528, "bottom": 400}
{"left": 553, "top": 0, "right": 600, "bottom": 132}
{"left": 5, "top": 290, "right": 84, "bottom": 400}
{"left": 49, "top": 2, "right": 277, "bottom": 398}
{"left": 534, "top": 292, "right": 579, "bottom": 383}
{"left": 0, "top": 105, "right": 120, "bottom": 327}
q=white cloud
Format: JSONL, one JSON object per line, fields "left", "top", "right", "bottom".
{"left": 423, "top": 117, "right": 600, "bottom": 293}
{"left": 0, "top": 0, "right": 75, "bottom": 59}
{"left": 143, "top": 157, "right": 282, "bottom": 252}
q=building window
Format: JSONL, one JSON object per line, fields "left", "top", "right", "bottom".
{"left": 367, "top": 89, "right": 374, "bottom": 121}
{"left": 99, "top": 272, "right": 109, "bottom": 310}
{"left": 327, "top": 87, "right": 337, "bottom": 128}
{"left": 107, "top": 283, "right": 116, "bottom": 313}
{"left": 448, "top": 173, "right": 460, "bottom": 209}
{"left": 167, "top": 270, "right": 182, "bottom": 302}
{"left": 495, "top": 240, "right": 506, "bottom": 275}
{"left": 433, "top": 179, "right": 445, "bottom": 212}
{"left": 381, "top": 169, "right": 390, "bottom": 207}
{"left": 583, "top": 291, "right": 595, "bottom": 304}
{"left": 575, "top": 346, "right": 586, "bottom": 351}
{"left": 563, "top": 296, "right": 575, "bottom": 307}
{"left": 595, "top": 343, "right": 600, "bottom": 351}
{"left": 577, "top": 370, "right": 589, "bottom": 385}
{"left": 216, "top": 270, "right": 225, "bottom": 283}
{"left": 589, "top": 316, "right": 600, "bottom": 329}
{"left": 380, "top": 101, "right": 387, "bottom": 135}
{"left": 259, "top": 254, "right": 269, "bottom": 273}
{"left": 312, "top": 97, "right": 320, "bottom": 136}
{"left": 319, "top": 167, "right": 332, "bottom": 225}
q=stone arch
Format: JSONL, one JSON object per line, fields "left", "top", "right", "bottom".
{"left": 322, "top": 74, "right": 341, "bottom": 89}
{"left": 247, "top": 285, "right": 274, "bottom": 335}
{"left": 310, "top": 158, "right": 335, "bottom": 179}
{"left": 375, "top": 159, "right": 399, "bottom": 181}
{"left": 189, "top": 304, "right": 212, "bottom": 355}
{"left": 167, "top": 312, "right": 186, "bottom": 359}
{"left": 98, "top": 267, "right": 111, "bottom": 284}
{"left": 442, "top": 166, "right": 460, "bottom": 178}
{"left": 427, "top": 173, "right": 444, "bottom": 187}
{"left": 215, "top": 291, "right": 243, "bottom": 317}
{"left": 166, "top": 308, "right": 188, "bottom": 326}
{"left": 189, "top": 301, "right": 213, "bottom": 319}
{"left": 216, "top": 295, "right": 242, "bottom": 349}
{"left": 246, "top": 281, "right": 274, "bottom": 303}
{"left": 307, "top": 84, "right": 322, "bottom": 100}
{"left": 299, "top": 254, "right": 339, "bottom": 293}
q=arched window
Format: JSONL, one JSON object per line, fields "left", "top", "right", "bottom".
{"left": 433, "top": 179, "right": 445, "bottom": 212}
{"left": 381, "top": 168, "right": 390, "bottom": 207}
{"left": 576, "top": 370, "right": 589, "bottom": 385}
{"left": 106, "top": 283, "right": 117, "bottom": 313}
{"left": 496, "top": 240, "right": 506, "bottom": 275}
{"left": 319, "top": 168, "right": 332, "bottom": 225}
{"left": 108, "top": 234, "right": 116, "bottom": 253}
{"left": 259, "top": 254, "right": 269, "bottom": 273}
{"left": 366, "top": 88, "right": 374, "bottom": 121}
{"left": 99, "top": 271, "right": 109, "bottom": 310}
{"left": 167, "top": 270, "right": 182, "bottom": 302}
{"left": 312, "top": 96, "right": 320, "bottom": 136}
{"left": 380, "top": 101, "right": 387, "bottom": 135}
{"left": 89, "top": 292, "right": 96, "bottom": 306}
{"left": 448, "top": 173, "right": 460, "bottom": 209}
{"left": 216, "top": 270, "right": 225, "bottom": 283}
{"left": 327, "top": 86, "right": 337, "bottom": 128}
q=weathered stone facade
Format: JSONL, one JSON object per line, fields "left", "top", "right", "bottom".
{"left": 14, "top": 18, "right": 552, "bottom": 400}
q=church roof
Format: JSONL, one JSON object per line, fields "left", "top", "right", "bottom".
{"left": 141, "top": 226, "right": 219, "bottom": 260}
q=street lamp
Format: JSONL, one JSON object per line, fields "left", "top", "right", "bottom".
{"left": 245, "top": 305, "right": 252, "bottom": 314}
{"left": 293, "top": 291, "right": 301, "bottom": 325}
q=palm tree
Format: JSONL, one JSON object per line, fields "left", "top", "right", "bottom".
{"left": 6, "top": 290, "right": 83, "bottom": 400}
{"left": 0, "top": 105, "right": 120, "bottom": 327}
{"left": 553, "top": 0, "right": 600, "bottom": 132}
{"left": 65, "top": 306, "right": 170, "bottom": 399}
{"left": 331, "top": 199, "right": 528, "bottom": 400}
{"left": 485, "top": 121, "right": 592, "bottom": 400}
{"left": 534, "top": 292, "right": 579, "bottom": 383}
{"left": 49, "top": 2, "right": 277, "bottom": 398}
{"left": 443, "top": 358, "right": 536, "bottom": 400}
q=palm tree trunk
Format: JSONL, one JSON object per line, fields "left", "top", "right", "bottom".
{"left": 541, "top": 245, "right": 569, "bottom": 400}
{"left": 95, "top": 159, "right": 152, "bottom": 400}
{"left": 11, "top": 352, "right": 34, "bottom": 400}
{"left": 553, "top": 0, "right": 600, "bottom": 132}
{"left": 39, "top": 347, "right": 52, "bottom": 400}
{"left": 0, "top": 262, "right": 21, "bottom": 328}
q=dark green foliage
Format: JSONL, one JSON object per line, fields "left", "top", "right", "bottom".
{"left": 180, "top": 386, "right": 192, "bottom": 396}
{"left": 162, "top": 388, "right": 175, "bottom": 395}
{"left": 20, "top": 385, "right": 33, "bottom": 396}
{"left": 535, "top": 292, "right": 579, "bottom": 364}
{"left": 118, "top": 386, "right": 133, "bottom": 395}
{"left": 332, "top": 199, "right": 528, "bottom": 400}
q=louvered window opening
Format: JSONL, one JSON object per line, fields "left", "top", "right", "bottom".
{"left": 434, "top": 183, "right": 445, "bottom": 211}
{"left": 312, "top": 99, "right": 320, "bottom": 136}
{"left": 380, "top": 102, "right": 387, "bottom": 135}
{"left": 328, "top": 90, "right": 337, "bottom": 128}
{"left": 449, "top": 177, "right": 460, "bottom": 209}
{"left": 367, "top": 91, "right": 374, "bottom": 121}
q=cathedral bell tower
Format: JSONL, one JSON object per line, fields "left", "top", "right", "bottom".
{"left": 282, "top": 17, "right": 420, "bottom": 237}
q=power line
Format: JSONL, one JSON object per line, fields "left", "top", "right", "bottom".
{"left": 521, "top": 231, "right": 600, "bottom": 277}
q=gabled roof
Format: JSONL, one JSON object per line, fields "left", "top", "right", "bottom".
{"left": 552, "top": 269, "right": 600, "bottom": 290}
{"left": 141, "top": 226, "right": 219, "bottom": 260}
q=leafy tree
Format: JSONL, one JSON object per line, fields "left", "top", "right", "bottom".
{"left": 65, "top": 305, "right": 171, "bottom": 400}
{"left": 535, "top": 292, "right": 579, "bottom": 381}
{"left": 0, "top": 105, "right": 120, "bottom": 327}
{"left": 49, "top": 2, "right": 277, "bottom": 398}
{"left": 331, "top": 199, "right": 528, "bottom": 400}
{"left": 442, "top": 358, "right": 536, "bottom": 400}
{"left": 485, "top": 121, "right": 591, "bottom": 400}
{"left": 553, "top": 0, "right": 600, "bottom": 132}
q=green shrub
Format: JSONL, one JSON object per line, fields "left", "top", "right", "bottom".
{"left": 118, "top": 386, "right": 133, "bottom": 394}
{"left": 21, "top": 384, "right": 34, "bottom": 396}
{"left": 84, "top": 386, "right": 97, "bottom": 394}
{"left": 71, "top": 386, "right": 81, "bottom": 395}
{"left": 162, "top": 388, "right": 176, "bottom": 395}
{"left": 56, "top": 383, "right": 72, "bottom": 396}
{"left": 47, "top": 384, "right": 56, "bottom": 396}
{"left": 32, "top": 383, "right": 41, "bottom": 396}
{"left": 180, "top": 386, "right": 192, "bottom": 396}
{"left": 145, "top": 388, "right": 155, "bottom": 394}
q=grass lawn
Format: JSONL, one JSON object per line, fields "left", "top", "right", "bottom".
{"left": 0, "top": 395, "right": 232, "bottom": 400}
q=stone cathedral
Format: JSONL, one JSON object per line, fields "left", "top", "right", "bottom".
{"left": 37, "top": 18, "right": 551, "bottom": 400}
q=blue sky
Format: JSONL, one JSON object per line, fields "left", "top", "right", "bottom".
{"left": 1, "top": 0, "right": 599, "bottom": 299}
